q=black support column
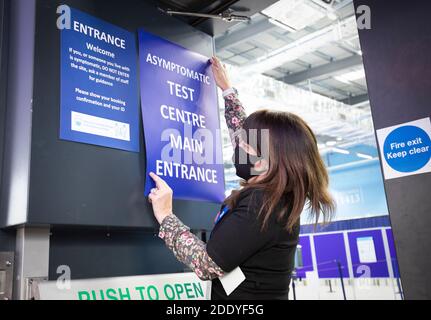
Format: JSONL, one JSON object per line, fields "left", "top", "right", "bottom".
{"left": 0, "top": 0, "right": 16, "bottom": 253}
{"left": 354, "top": 0, "right": 431, "bottom": 300}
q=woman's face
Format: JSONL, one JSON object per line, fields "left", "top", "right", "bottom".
{"left": 238, "top": 140, "right": 258, "bottom": 156}
{"left": 233, "top": 141, "right": 268, "bottom": 181}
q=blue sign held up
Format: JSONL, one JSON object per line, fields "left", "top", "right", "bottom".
{"left": 138, "top": 30, "right": 225, "bottom": 203}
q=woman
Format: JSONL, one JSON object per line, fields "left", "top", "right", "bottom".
{"left": 148, "top": 57, "right": 335, "bottom": 300}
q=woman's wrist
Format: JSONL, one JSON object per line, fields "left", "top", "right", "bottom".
{"left": 157, "top": 212, "right": 174, "bottom": 225}
{"left": 221, "top": 85, "right": 232, "bottom": 91}
{"left": 222, "top": 87, "right": 237, "bottom": 98}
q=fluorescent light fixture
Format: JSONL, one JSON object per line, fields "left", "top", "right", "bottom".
{"left": 268, "top": 18, "right": 296, "bottom": 32}
{"left": 332, "top": 148, "right": 350, "bottom": 155}
{"left": 356, "top": 153, "right": 374, "bottom": 160}
{"left": 335, "top": 68, "right": 366, "bottom": 84}
{"left": 240, "top": 15, "right": 358, "bottom": 75}
{"left": 262, "top": 0, "right": 326, "bottom": 32}
{"left": 327, "top": 10, "right": 338, "bottom": 21}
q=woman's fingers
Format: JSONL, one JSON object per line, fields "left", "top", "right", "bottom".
{"left": 211, "top": 60, "right": 219, "bottom": 70}
{"left": 149, "top": 173, "right": 173, "bottom": 197}
{"left": 211, "top": 56, "right": 222, "bottom": 68}
{"left": 214, "top": 56, "right": 221, "bottom": 65}
{"left": 149, "top": 172, "right": 167, "bottom": 189}
{"left": 210, "top": 57, "right": 232, "bottom": 91}
{"left": 147, "top": 173, "right": 174, "bottom": 224}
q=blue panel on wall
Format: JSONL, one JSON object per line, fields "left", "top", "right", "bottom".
{"left": 325, "top": 145, "right": 379, "bottom": 167}
{"left": 296, "top": 236, "right": 313, "bottom": 278}
{"left": 314, "top": 233, "right": 349, "bottom": 279}
{"left": 328, "top": 160, "right": 389, "bottom": 221}
{"left": 348, "top": 230, "right": 389, "bottom": 278}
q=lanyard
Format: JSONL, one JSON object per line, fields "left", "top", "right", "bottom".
{"left": 214, "top": 205, "right": 230, "bottom": 225}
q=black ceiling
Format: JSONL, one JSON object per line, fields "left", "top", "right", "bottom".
{"left": 157, "top": 0, "right": 237, "bottom": 14}
{"left": 155, "top": 0, "right": 279, "bottom": 36}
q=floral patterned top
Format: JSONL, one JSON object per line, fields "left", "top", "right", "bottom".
{"left": 158, "top": 92, "right": 246, "bottom": 281}
{"left": 223, "top": 93, "right": 247, "bottom": 146}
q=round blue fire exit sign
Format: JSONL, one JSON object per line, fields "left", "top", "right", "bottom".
{"left": 383, "top": 125, "right": 431, "bottom": 173}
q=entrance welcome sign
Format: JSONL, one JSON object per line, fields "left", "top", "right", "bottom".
{"left": 60, "top": 8, "right": 140, "bottom": 152}
{"left": 138, "top": 30, "right": 225, "bottom": 203}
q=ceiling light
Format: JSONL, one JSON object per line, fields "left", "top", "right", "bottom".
{"left": 356, "top": 153, "right": 374, "bottom": 160}
{"left": 327, "top": 10, "right": 338, "bottom": 21}
{"left": 262, "top": 0, "right": 326, "bottom": 31}
{"left": 326, "top": 140, "right": 337, "bottom": 147}
{"left": 241, "top": 15, "right": 358, "bottom": 75}
{"left": 335, "top": 68, "right": 366, "bottom": 84}
{"left": 268, "top": 18, "right": 296, "bottom": 32}
{"left": 332, "top": 148, "right": 350, "bottom": 155}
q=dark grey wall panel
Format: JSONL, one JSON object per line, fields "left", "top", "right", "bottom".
{"left": 0, "top": 230, "right": 15, "bottom": 252}
{"left": 27, "top": 0, "right": 221, "bottom": 230}
{"left": 0, "top": 0, "right": 8, "bottom": 194}
{"left": 0, "top": 0, "right": 36, "bottom": 227}
{"left": 355, "top": 0, "right": 431, "bottom": 299}
{"left": 49, "top": 227, "right": 184, "bottom": 280}
{"left": 0, "top": 0, "right": 9, "bottom": 216}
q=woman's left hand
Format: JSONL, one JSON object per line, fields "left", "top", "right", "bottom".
{"left": 210, "top": 57, "right": 232, "bottom": 91}
{"left": 148, "top": 172, "right": 174, "bottom": 224}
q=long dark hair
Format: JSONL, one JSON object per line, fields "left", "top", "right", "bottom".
{"left": 225, "top": 110, "right": 335, "bottom": 232}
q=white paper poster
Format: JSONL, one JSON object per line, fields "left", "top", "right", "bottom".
{"left": 357, "top": 236, "right": 377, "bottom": 263}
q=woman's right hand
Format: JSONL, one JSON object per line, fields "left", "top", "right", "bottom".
{"left": 210, "top": 57, "right": 232, "bottom": 92}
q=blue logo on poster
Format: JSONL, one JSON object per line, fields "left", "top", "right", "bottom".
{"left": 383, "top": 126, "right": 431, "bottom": 172}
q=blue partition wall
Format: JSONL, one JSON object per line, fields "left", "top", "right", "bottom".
{"left": 297, "top": 236, "right": 313, "bottom": 278}
{"left": 296, "top": 145, "right": 400, "bottom": 279}
{"left": 297, "top": 226, "right": 398, "bottom": 279}
{"left": 348, "top": 230, "right": 389, "bottom": 278}
{"left": 314, "top": 233, "right": 349, "bottom": 278}
{"left": 386, "top": 229, "right": 400, "bottom": 278}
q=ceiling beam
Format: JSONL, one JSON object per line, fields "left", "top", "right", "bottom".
{"left": 215, "top": 18, "right": 274, "bottom": 52}
{"left": 280, "top": 54, "right": 363, "bottom": 84}
{"left": 239, "top": 15, "right": 358, "bottom": 75}
{"left": 342, "top": 93, "right": 369, "bottom": 105}
{"left": 307, "top": 80, "right": 352, "bottom": 99}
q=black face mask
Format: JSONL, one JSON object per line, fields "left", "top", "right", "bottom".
{"left": 233, "top": 144, "right": 261, "bottom": 181}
